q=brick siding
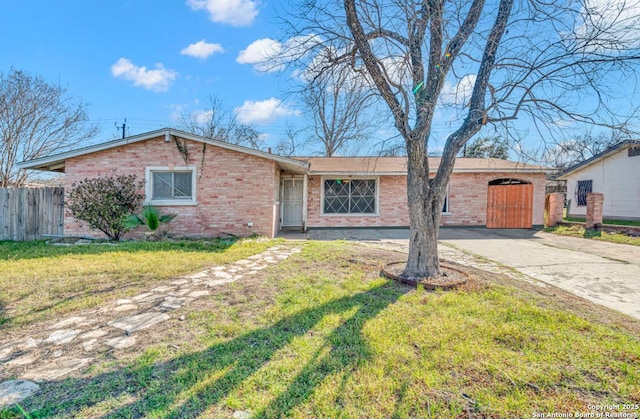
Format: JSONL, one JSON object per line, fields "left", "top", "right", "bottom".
{"left": 64, "top": 135, "right": 279, "bottom": 239}
{"left": 306, "top": 172, "right": 546, "bottom": 228}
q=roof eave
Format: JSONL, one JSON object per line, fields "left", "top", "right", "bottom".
{"left": 16, "top": 128, "right": 310, "bottom": 173}
{"left": 309, "top": 168, "right": 549, "bottom": 176}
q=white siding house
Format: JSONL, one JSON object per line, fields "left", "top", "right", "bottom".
{"left": 557, "top": 141, "right": 640, "bottom": 220}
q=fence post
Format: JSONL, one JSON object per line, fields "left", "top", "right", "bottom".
{"left": 585, "top": 192, "right": 604, "bottom": 229}
{"left": 544, "top": 192, "right": 565, "bottom": 227}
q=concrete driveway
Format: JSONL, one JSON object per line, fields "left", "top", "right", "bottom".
{"left": 307, "top": 228, "right": 640, "bottom": 320}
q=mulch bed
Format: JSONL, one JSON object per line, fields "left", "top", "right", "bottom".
{"left": 382, "top": 261, "right": 468, "bottom": 290}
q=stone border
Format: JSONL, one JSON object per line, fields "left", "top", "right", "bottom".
{"left": 382, "top": 261, "right": 468, "bottom": 290}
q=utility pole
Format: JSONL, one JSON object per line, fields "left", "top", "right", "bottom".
{"left": 116, "top": 119, "right": 127, "bottom": 139}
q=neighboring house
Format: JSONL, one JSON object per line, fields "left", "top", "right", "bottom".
{"left": 556, "top": 140, "right": 640, "bottom": 220}
{"left": 18, "top": 128, "right": 548, "bottom": 238}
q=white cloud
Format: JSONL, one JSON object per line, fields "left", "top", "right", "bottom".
{"left": 181, "top": 40, "right": 224, "bottom": 59}
{"left": 192, "top": 109, "right": 214, "bottom": 124}
{"left": 186, "top": 0, "right": 258, "bottom": 27}
{"left": 234, "top": 98, "right": 299, "bottom": 125}
{"left": 237, "top": 35, "right": 323, "bottom": 73}
{"left": 440, "top": 74, "right": 477, "bottom": 106}
{"left": 111, "top": 58, "right": 177, "bottom": 92}
{"left": 236, "top": 38, "right": 283, "bottom": 72}
{"left": 576, "top": 0, "right": 640, "bottom": 49}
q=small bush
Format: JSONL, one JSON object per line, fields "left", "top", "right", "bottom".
{"left": 125, "top": 206, "right": 177, "bottom": 236}
{"left": 67, "top": 173, "right": 145, "bottom": 240}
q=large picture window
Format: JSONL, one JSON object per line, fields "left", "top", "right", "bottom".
{"left": 146, "top": 167, "right": 197, "bottom": 205}
{"left": 575, "top": 180, "right": 592, "bottom": 206}
{"left": 323, "top": 178, "right": 377, "bottom": 214}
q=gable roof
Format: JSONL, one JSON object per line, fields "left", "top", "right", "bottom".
{"left": 18, "top": 128, "right": 548, "bottom": 177}
{"left": 17, "top": 128, "right": 310, "bottom": 174}
{"left": 555, "top": 140, "right": 640, "bottom": 180}
{"left": 296, "top": 156, "right": 547, "bottom": 175}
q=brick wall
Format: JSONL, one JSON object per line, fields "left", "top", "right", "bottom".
{"left": 306, "top": 172, "right": 546, "bottom": 228}
{"left": 545, "top": 192, "right": 565, "bottom": 227}
{"left": 64, "top": 135, "right": 279, "bottom": 239}
{"left": 585, "top": 192, "right": 604, "bottom": 229}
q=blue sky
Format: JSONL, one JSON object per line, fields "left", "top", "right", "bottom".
{"left": 1, "top": 1, "right": 639, "bottom": 159}
{"left": 0, "top": 0, "right": 303, "bottom": 148}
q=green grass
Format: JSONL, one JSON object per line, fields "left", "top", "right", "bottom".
{"left": 1, "top": 241, "right": 639, "bottom": 418}
{"left": 545, "top": 225, "right": 640, "bottom": 246}
{"left": 0, "top": 238, "right": 281, "bottom": 329}
{"left": 564, "top": 216, "right": 640, "bottom": 227}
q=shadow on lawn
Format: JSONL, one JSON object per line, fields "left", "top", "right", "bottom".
{"left": 23, "top": 283, "right": 406, "bottom": 418}
{"left": 0, "top": 300, "right": 7, "bottom": 328}
{"left": 0, "top": 239, "right": 239, "bottom": 261}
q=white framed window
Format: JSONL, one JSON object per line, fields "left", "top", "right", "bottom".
{"left": 145, "top": 166, "right": 197, "bottom": 206}
{"left": 321, "top": 177, "right": 379, "bottom": 215}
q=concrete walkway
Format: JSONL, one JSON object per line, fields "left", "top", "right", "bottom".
{"left": 0, "top": 244, "right": 301, "bottom": 409}
{"left": 309, "top": 227, "right": 640, "bottom": 320}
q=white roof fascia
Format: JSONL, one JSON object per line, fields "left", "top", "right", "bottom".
{"left": 17, "top": 128, "right": 309, "bottom": 173}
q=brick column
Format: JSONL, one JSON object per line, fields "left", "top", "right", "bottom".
{"left": 545, "top": 192, "right": 565, "bottom": 227}
{"left": 586, "top": 193, "right": 604, "bottom": 229}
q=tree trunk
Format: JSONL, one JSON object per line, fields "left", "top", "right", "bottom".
{"left": 402, "top": 137, "right": 443, "bottom": 279}
{"left": 404, "top": 198, "right": 441, "bottom": 279}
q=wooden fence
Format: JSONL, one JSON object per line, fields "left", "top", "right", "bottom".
{"left": 0, "top": 187, "right": 64, "bottom": 241}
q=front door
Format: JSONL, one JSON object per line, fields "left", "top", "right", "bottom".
{"left": 281, "top": 178, "right": 303, "bottom": 227}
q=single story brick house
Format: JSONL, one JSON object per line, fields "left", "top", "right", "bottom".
{"left": 18, "top": 128, "right": 548, "bottom": 238}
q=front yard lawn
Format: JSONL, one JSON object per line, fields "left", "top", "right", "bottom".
{"left": 1, "top": 241, "right": 639, "bottom": 417}
{"left": 0, "top": 238, "right": 279, "bottom": 330}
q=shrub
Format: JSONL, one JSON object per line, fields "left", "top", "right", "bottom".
{"left": 125, "top": 206, "right": 177, "bottom": 235}
{"left": 66, "top": 173, "right": 145, "bottom": 240}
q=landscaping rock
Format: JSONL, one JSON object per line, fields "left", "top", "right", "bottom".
{"left": 0, "top": 338, "right": 40, "bottom": 361}
{"left": 0, "top": 380, "right": 40, "bottom": 409}
{"left": 5, "top": 353, "right": 37, "bottom": 366}
{"left": 48, "top": 316, "right": 86, "bottom": 329}
{"left": 114, "top": 304, "right": 138, "bottom": 312}
{"left": 45, "top": 329, "right": 80, "bottom": 345}
{"left": 22, "top": 358, "right": 90, "bottom": 381}
{"left": 79, "top": 329, "right": 108, "bottom": 340}
{"left": 108, "top": 312, "right": 171, "bottom": 334}
{"left": 82, "top": 339, "right": 98, "bottom": 351}
{"left": 106, "top": 335, "right": 137, "bottom": 349}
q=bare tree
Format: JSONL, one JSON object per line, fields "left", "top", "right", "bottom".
{"left": 302, "top": 64, "right": 379, "bottom": 156}
{"left": 542, "top": 131, "right": 628, "bottom": 172}
{"left": 284, "top": 0, "right": 640, "bottom": 278}
{"left": 177, "top": 95, "right": 264, "bottom": 150}
{"left": 464, "top": 136, "right": 509, "bottom": 159}
{"left": 0, "top": 68, "right": 98, "bottom": 187}
{"left": 275, "top": 123, "right": 303, "bottom": 156}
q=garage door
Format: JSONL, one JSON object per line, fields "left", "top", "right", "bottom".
{"left": 486, "top": 179, "right": 533, "bottom": 228}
